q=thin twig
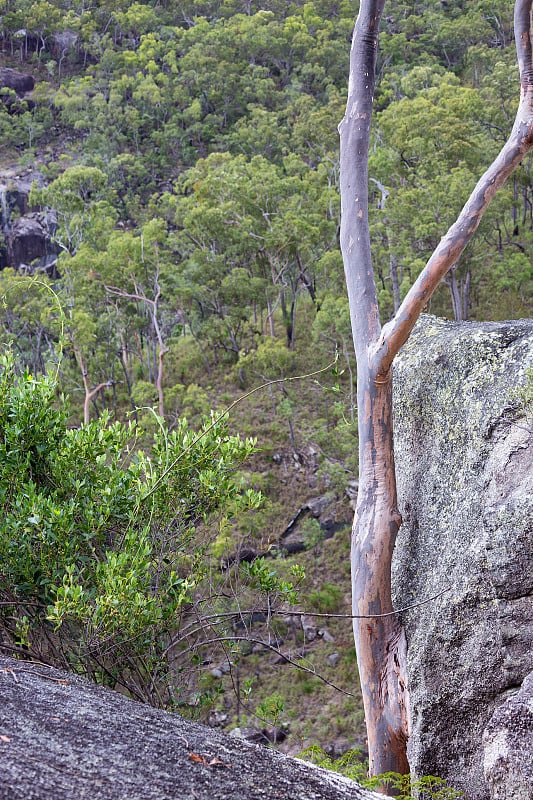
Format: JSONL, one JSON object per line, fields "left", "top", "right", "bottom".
{"left": 174, "top": 635, "right": 358, "bottom": 697}
{"left": 292, "top": 585, "right": 452, "bottom": 619}
{"left": 167, "top": 585, "right": 452, "bottom": 646}
{"left": 2, "top": 667, "right": 69, "bottom": 684}
{"left": 140, "top": 354, "right": 339, "bottom": 502}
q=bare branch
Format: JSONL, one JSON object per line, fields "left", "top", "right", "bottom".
{"left": 169, "top": 634, "right": 359, "bottom": 698}
{"left": 372, "top": 0, "right": 533, "bottom": 376}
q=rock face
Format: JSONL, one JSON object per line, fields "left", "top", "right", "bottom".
{"left": 392, "top": 316, "right": 533, "bottom": 800}
{"left": 0, "top": 656, "right": 381, "bottom": 800}
{"left": 0, "top": 167, "right": 58, "bottom": 273}
{"left": 8, "top": 216, "right": 49, "bottom": 265}
{"left": 0, "top": 68, "right": 35, "bottom": 114}
{"left": 483, "top": 671, "right": 533, "bottom": 799}
{"left": 0, "top": 68, "right": 35, "bottom": 94}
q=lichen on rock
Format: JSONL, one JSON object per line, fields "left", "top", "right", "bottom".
{"left": 483, "top": 670, "right": 533, "bottom": 800}
{"left": 392, "top": 316, "right": 533, "bottom": 800}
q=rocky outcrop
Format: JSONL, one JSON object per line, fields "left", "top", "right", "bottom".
{"left": 8, "top": 216, "right": 49, "bottom": 265}
{"left": 275, "top": 492, "right": 340, "bottom": 554}
{"left": 0, "top": 655, "right": 381, "bottom": 800}
{"left": 483, "top": 671, "right": 533, "bottom": 799}
{"left": 0, "top": 68, "right": 35, "bottom": 114}
{"left": 0, "top": 167, "right": 58, "bottom": 273}
{"left": 392, "top": 316, "right": 533, "bottom": 800}
{"left": 0, "top": 68, "right": 35, "bottom": 95}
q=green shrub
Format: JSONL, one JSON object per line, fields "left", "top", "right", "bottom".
{"left": 256, "top": 692, "right": 285, "bottom": 727}
{"left": 306, "top": 582, "right": 344, "bottom": 613}
{"left": 298, "top": 747, "right": 464, "bottom": 799}
{"left": 300, "top": 517, "right": 325, "bottom": 550}
{"left": 0, "top": 354, "right": 259, "bottom": 707}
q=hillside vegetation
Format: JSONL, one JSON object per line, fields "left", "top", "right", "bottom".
{"left": 0, "top": 0, "right": 532, "bottom": 758}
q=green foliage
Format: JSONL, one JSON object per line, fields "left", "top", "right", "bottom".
{"left": 0, "top": 354, "right": 258, "bottom": 706}
{"left": 30, "top": 166, "right": 113, "bottom": 255}
{"left": 242, "top": 557, "right": 302, "bottom": 605}
{"left": 300, "top": 517, "right": 325, "bottom": 550}
{"left": 298, "top": 747, "right": 464, "bottom": 800}
{"left": 2, "top": 0, "right": 531, "bottom": 414}
{"left": 1, "top": 0, "right": 533, "bottom": 750}
{"left": 256, "top": 691, "right": 285, "bottom": 727}
{"left": 306, "top": 582, "right": 343, "bottom": 613}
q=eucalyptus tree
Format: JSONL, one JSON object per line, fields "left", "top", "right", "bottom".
{"left": 30, "top": 167, "right": 120, "bottom": 422}
{"left": 170, "top": 152, "right": 334, "bottom": 354}
{"left": 369, "top": 71, "right": 487, "bottom": 320}
{"left": 340, "top": 0, "right": 533, "bottom": 779}
{"left": 103, "top": 219, "right": 174, "bottom": 420}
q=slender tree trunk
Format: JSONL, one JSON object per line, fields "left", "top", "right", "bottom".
{"left": 340, "top": 0, "right": 533, "bottom": 782}
{"left": 352, "top": 366, "right": 409, "bottom": 775}
{"left": 447, "top": 265, "right": 463, "bottom": 321}
{"left": 388, "top": 238, "right": 401, "bottom": 313}
{"left": 266, "top": 298, "right": 276, "bottom": 337}
{"left": 463, "top": 270, "right": 471, "bottom": 321}
{"left": 339, "top": 3, "right": 408, "bottom": 773}
{"left": 74, "top": 348, "right": 111, "bottom": 425}
{"left": 279, "top": 289, "right": 294, "bottom": 348}
{"left": 106, "top": 262, "right": 168, "bottom": 419}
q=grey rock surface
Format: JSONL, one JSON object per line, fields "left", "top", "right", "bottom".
{"left": 0, "top": 655, "right": 381, "bottom": 800}
{"left": 392, "top": 316, "right": 533, "bottom": 800}
{"left": 0, "top": 168, "right": 55, "bottom": 272}
{"left": 7, "top": 215, "right": 49, "bottom": 265}
{"left": 0, "top": 68, "right": 34, "bottom": 95}
{"left": 483, "top": 671, "right": 533, "bottom": 800}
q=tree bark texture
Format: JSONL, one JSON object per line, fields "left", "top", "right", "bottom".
{"left": 340, "top": 0, "right": 533, "bottom": 781}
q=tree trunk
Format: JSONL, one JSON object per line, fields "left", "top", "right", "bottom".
{"left": 340, "top": 0, "right": 533, "bottom": 782}
{"left": 447, "top": 264, "right": 463, "bottom": 321}
{"left": 105, "top": 265, "right": 168, "bottom": 419}
{"left": 265, "top": 298, "right": 276, "bottom": 337}
{"left": 352, "top": 366, "right": 409, "bottom": 776}
{"left": 387, "top": 235, "right": 401, "bottom": 314}
{"left": 339, "top": 0, "right": 409, "bottom": 776}
{"left": 74, "top": 348, "right": 111, "bottom": 425}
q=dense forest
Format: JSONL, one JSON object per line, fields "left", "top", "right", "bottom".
{"left": 0, "top": 0, "right": 532, "bottom": 766}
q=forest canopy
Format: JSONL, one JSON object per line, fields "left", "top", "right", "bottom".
{"left": 0, "top": 2, "right": 531, "bottom": 426}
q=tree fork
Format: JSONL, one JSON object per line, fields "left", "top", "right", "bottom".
{"left": 340, "top": 0, "right": 533, "bottom": 782}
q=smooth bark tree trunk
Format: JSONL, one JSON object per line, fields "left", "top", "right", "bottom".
{"left": 74, "top": 348, "right": 111, "bottom": 425}
{"left": 446, "top": 265, "right": 471, "bottom": 322}
{"left": 340, "top": 0, "right": 533, "bottom": 782}
{"left": 388, "top": 239, "right": 401, "bottom": 314}
{"left": 106, "top": 268, "right": 168, "bottom": 419}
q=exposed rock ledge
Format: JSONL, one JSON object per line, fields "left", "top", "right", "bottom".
{"left": 0, "top": 656, "right": 380, "bottom": 800}
{"left": 392, "top": 316, "right": 533, "bottom": 800}
{"left": 483, "top": 670, "right": 533, "bottom": 799}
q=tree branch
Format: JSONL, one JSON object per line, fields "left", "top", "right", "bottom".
{"left": 372, "top": 0, "right": 533, "bottom": 377}
{"left": 339, "top": 0, "right": 386, "bottom": 354}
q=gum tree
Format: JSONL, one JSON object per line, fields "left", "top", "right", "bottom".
{"left": 340, "top": 0, "right": 533, "bottom": 778}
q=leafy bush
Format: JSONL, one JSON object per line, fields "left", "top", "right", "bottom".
{"left": 300, "top": 517, "right": 325, "bottom": 550}
{"left": 256, "top": 692, "right": 285, "bottom": 727}
{"left": 306, "top": 582, "right": 344, "bottom": 613}
{"left": 298, "top": 747, "right": 464, "bottom": 800}
{"left": 0, "top": 354, "right": 260, "bottom": 707}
